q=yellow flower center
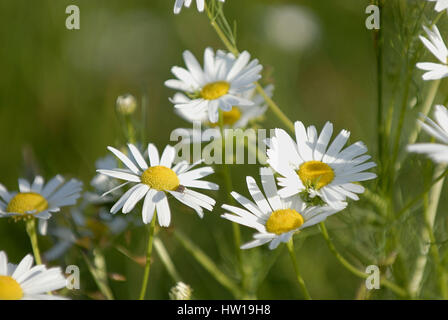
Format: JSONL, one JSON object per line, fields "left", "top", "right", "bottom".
{"left": 0, "top": 276, "right": 23, "bottom": 300}
{"left": 210, "top": 106, "right": 242, "bottom": 127}
{"left": 141, "top": 166, "right": 180, "bottom": 191}
{"left": 297, "top": 161, "right": 335, "bottom": 190}
{"left": 6, "top": 192, "right": 48, "bottom": 214}
{"left": 266, "top": 209, "right": 304, "bottom": 235}
{"left": 200, "top": 81, "right": 230, "bottom": 100}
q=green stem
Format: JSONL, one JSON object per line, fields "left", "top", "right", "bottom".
{"left": 407, "top": 79, "right": 441, "bottom": 148}
{"left": 254, "top": 83, "right": 295, "bottom": 132}
{"left": 174, "top": 230, "right": 243, "bottom": 298}
{"left": 154, "top": 237, "right": 182, "bottom": 283}
{"left": 409, "top": 164, "right": 448, "bottom": 298}
{"left": 286, "top": 238, "right": 311, "bottom": 300}
{"left": 375, "top": 0, "right": 384, "bottom": 165}
{"left": 218, "top": 110, "right": 248, "bottom": 297}
{"left": 320, "top": 222, "right": 407, "bottom": 297}
{"left": 397, "top": 168, "right": 448, "bottom": 218}
{"left": 81, "top": 250, "right": 114, "bottom": 300}
{"left": 139, "top": 214, "right": 157, "bottom": 300}
{"left": 25, "top": 219, "right": 42, "bottom": 265}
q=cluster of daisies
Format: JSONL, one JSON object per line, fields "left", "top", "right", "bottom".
{"left": 0, "top": 0, "right": 379, "bottom": 300}
{"left": 3, "top": 0, "right": 447, "bottom": 300}
{"left": 95, "top": 41, "right": 378, "bottom": 251}
{"left": 408, "top": 1, "right": 448, "bottom": 162}
{"left": 0, "top": 176, "right": 82, "bottom": 299}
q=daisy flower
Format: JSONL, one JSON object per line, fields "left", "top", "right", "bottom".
{"left": 427, "top": 0, "right": 448, "bottom": 12}
{"left": 97, "top": 143, "right": 218, "bottom": 226}
{"left": 174, "top": 0, "right": 225, "bottom": 14}
{"left": 266, "top": 121, "right": 377, "bottom": 207}
{"left": 0, "top": 176, "right": 82, "bottom": 234}
{"left": 416, "top": 25, "right": 448, "bottom": 81}
{"left": 0, "top": 251, "right": 67, "bottom": 300}
{"left": 221, "top": 167, "right": 346, "bottom": 250}
{"left": 407, "top": 105, "right": 448, "bottom": 163}
{"left": 174, "top": 85, "right": 273, "bottom": 128}
{"left": 171, "top": 85, "right": 273, "bottom": 144}
{"left": 165, "top": 48, "right": 263, "bottom": 123}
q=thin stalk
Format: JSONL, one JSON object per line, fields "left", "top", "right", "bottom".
{"left": 407, "top": 79, "right": 441, "bottom": 147}
{"left": 320, "top": 222, "right": 407, "bottom": 297}
{"left": 154, "top": 237, "right": 182, "bottom": 283}
{"left": 375, "top": 0, "right": 384, "bottom": 165}
{"left": 174, "top": 230, "right": 243, "bottom": 298}
{"left": 81, "top": 250, "right": 114, "bottom": 300}
{"left": 139, "top": 214, "right": 157, "bottom": 300}
{"left": 218, "top": 110, "right": 248, "bottom": 297}
{"left": 397, "top": 167, "right": 448, "bottom": 218}
{"left": 25, "top": 219, "right": 42, "bottom": 265}
{"left": 409, "top": 164, "right": 448, "bottom": 298}
{"left": 286, "top": 238, "right": 311, "bottom": 300}
{"left": 255, "top": 83, "right": 295, "bottom": 132}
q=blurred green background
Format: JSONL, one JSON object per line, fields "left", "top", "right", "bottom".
{"left": 0, "top": 0, "right": 408, "bottom": 299}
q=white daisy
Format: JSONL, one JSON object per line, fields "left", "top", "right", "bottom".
{"left": 171, "top": 85, "right": 273, "bottom": 144}
{"left": 174, "top": 0, "right": 225, "bottom": 14}
{"left": 266, "top": 121, "right": 377, "bottom": 207}
{"left": 221, "top": 167, "right": 346, "bottom": 250}
{"left": 0, "top": 176, "right": 82, "bottom": 234}
{"left": 174, "top": 85, "right": 273, "bottom": 128}
{"left": 0, "top": 251, "right": 67, "bottom": 300}
{"left": 97, "top": 143, "right": 218, "bottom": 226}
{"left": 416, "top": 25, "right": 448, "bottom": 80}
{"left": 407, "top": 104, "right": 448, "bottom": 163}
{"left": 165, "top": 48, "right": 263, "bottom": 123}
{"left": 427, "top": 0, "right": 448, "bottom": 12}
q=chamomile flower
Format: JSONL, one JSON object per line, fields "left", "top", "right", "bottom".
{"left": 98, "top": 143, "right": 218, "bottom": 226}
{"left": 174, "top": 85, "right": 272, "bottom": 128}
{"left": 407, "top": 105, "right": 448, "bottom": 163}
{"left": 416, "top": 25, "right": 448, "bottom": 81}
{"left": 174, "top": 0, "right": 225, "bottom": 14}
{"left": 427, "top": 0, "right": 448, "bottom": 12}
{"left": 221, "top": 168, "right": 346, "bottom": 250}
{"left": 169, "top": 282, "right": 193, "bottom": 300}
{"left": 165, "top": 48, "right": 263, "bottom": 123}
{"left": 0, "top": 251, "right": 67, "bottom": 300}
{"left": 171, "top": 85, "right": 273, "bottom": 144}
{"left": 266, "top": 121, "right": 377, "bottom": 207}
{"left": 0, "top": 176, "right": 82, "bottom": 234}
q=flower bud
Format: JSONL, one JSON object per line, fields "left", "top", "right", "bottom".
{"left": 169, "top": 282, "right": 193, "bottom": 300}
{"left": 116, "top": 94, "right": 137, "bottom": 115}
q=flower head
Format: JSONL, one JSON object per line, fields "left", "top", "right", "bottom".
{"left": 169, "top": 282, "right": 193, "bottom": 300}
{"left": 416, "top": 25, "right": 448, "bottom": 81}
{"left": 427, "top": 0, "right": 448, "bottom": 12}
{"left": 165, "top": 48, "right": 263, "bottom": 123}
{"left": 0, "top": 176, "right": 82, "bottom": 234}
{"left": 98, "top": 143, "right": 218, "bottom": 226}
{"left": 0, "top": 251, "right": 67, "bottom": 300}
{"left": 174, "top": 0, "right": 225, "bottom": 14}
{"left": 407, "top": 105, "right": 448, "bottom": 163}
{"left": 266, "top": 121, "right": 376, "bottom": 207}
{"left": 116, "top": 94, "right": 137, "bottom": 115}
{"left": 221, "top": 167, "right": 346, "bottom": 250}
